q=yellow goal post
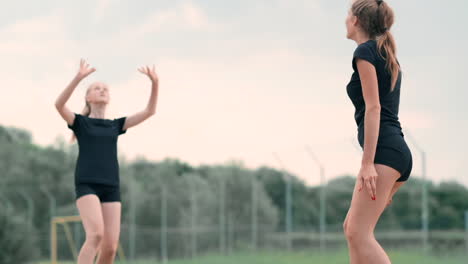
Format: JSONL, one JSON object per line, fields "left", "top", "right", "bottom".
{"left": 51, "top": 215, "right": 126, "bottom": 264}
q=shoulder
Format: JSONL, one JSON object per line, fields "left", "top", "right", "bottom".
{"left": 73, "top": 113, "right": 94, "bottom": 125}
{"left": 352, "top": 40, "right": 378, "bottom": 69}
{"left": 113, "top": 116, "right": 127, "bottom": 135}
{"left": 113, "top": 116, "right": 126, "bottom": 122}
{"left": 353, "top": 41, "right": 376, "bottom": 58}
{"left": 68, "top": 113, "right": 84, "bottom": 129}
{"left": 74, "top": 113, "right": 87, "bottom": 123}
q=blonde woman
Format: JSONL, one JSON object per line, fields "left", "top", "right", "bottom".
{"left": 343, "top": 0, "right": 413, "bottom": 263}
{"left": 54, "top": 59, "right": 159, "bottom": 264}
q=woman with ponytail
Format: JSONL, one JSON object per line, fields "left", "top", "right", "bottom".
{"left": 343, "top": 0, "right": 412, "bottom": 263}
{"left": 54, "top": 59, "right": 159, "bottom": 264}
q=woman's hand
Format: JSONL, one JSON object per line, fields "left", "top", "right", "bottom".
{"left": 122, "top": 64, "right": 159, "bottom": 131}
{"left": 138, "top": 65, "right": 158, "bottom": 83}
{"left": 357, "top": 163, "right": 378, "bottom": 200}
{"left": 76, "top": 59, "right": 96, "bottom": 80}
{"left": 55, "top": 59, "right": 94, "bottom": 127}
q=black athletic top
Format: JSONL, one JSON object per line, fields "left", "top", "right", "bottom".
{"left": 346, "top": 39, "right": 403, "bottom": 146}
{"left": 67, "top": 113, "right": 127, "bottom": 186}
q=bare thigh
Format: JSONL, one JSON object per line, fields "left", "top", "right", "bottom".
{"left": 101, "top": 202, "right": 122, "bottom": 245}
{"left": 386, "top": 181, "right": 406, "bottom": 206}
{"left": 347, "top": 164, "right": 401, "bottom": 233}
{"left": 390, "top": 181, "right": 405, "bottom": 197}
{"left": 76, "top": 195, "right": 104, "bottom": 236}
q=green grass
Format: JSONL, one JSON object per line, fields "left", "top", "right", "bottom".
{"left": 36, "top": 248, "right": 467, "bottom": 264}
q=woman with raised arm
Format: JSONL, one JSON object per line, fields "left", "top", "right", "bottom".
{"left": 54, "top": 59, "right": 159, "bottom": 264}
{"left": 343, "top": 0, "right": 413, "bottom": 263}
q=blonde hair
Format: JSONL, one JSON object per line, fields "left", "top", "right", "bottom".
{"left": 351, "top": 0, "right": 399, "bottom": 91}
{"left": 70, "top": 87, "right": 92, "bottom": 143}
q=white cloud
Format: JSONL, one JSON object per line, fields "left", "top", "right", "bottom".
{"left": 0, "top": 13, "right": 63, "bottom": 35}
{"left": 0, "top": 13, "right": 68, "bottom": 54}
{"left": 94, "top": 0, "right": 113, "bottom": 21}
{"left": 134, "top": 1, "right": 214, "bottom": 36}
{"left": 180, "top": 1, "right": 210, "bottom": 29}
{"left": 0, "top": 12, "right": 78, "bottom": 76}
{"left": 275, "top": 0, "right": 322, "bottom": 12}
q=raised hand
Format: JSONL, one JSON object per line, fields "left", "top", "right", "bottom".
{"left": 138, "top": 65, "right": 158, "bottom": 83}
{"left": 123, "top": 64, "right": 159, "bottom": 130}
{"left": 77, "top": 59, "right": 96, "bottom": 80}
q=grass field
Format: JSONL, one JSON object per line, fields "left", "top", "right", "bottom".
{"left": 37, "top": 248, "right": 467, "bottom": 264}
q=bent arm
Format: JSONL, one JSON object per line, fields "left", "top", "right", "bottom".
{"left": 55, "top": 75, "right": 83, "bottom": 126}
{"left": 123, "top": 72, "right": 159, "bottom": 130}
{"left": 55, "top": 59, "right": 95, "bottom": 126}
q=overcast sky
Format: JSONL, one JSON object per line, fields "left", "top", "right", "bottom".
{"left": 1, "top": 0, "right": 466, "bottom": 187}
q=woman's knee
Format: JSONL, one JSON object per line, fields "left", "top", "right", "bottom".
{"left": 86, "top": 230, "right": 104, "bottom": 247}
{"left": 100, "top": 242, "right": 118, "bottom": 257}
{"left": 344, "top": 222, "right": 356, "bottom": 241}
{"left": 344, "top": 221, "right": 368, "bottom": 244}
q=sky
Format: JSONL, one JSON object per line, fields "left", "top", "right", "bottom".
{"left": 0, "top": 0, "right": 467, "bottom": 187}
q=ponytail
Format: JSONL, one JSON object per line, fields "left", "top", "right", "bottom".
{"left": 70, "top": 101, "right": 91, "bottom": 143}
{"left": 82, "top": 101, "right": 91, "bottom": 117}
{"left": 352, "top": 0, "right": 400, "bottom": 91}
{"left": 377, "top": 30, "right": 399, "bottom": 91}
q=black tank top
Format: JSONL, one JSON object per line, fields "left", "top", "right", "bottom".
{"left": 68, "top": 113, "right": 127, "bottom": 186}
{"left": 346, "top": 39, "right": 403, "bottom": 146}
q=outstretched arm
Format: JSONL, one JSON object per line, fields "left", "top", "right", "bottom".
{"left": 55, "top": 59, "right": 96, "bottom": 126}
{"left": 122, "top": 65, "right": 159, "bottom": 131}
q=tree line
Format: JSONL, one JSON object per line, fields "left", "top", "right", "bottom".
{"left": 1, "top": 124, "right": 467, "bottom": 262}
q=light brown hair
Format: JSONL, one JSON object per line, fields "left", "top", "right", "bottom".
{"left": 351, "top": 0, "right": 399, "bottom": 90}
{"left": 70, "top": 87, "right": 92, "bottom": 143}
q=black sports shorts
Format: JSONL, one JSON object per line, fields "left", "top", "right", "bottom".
{"left": 360, "top": 133, "right": 413, "bottom": 182}
{"left": 75, "top": 182, "right": 121, "bottom": 202}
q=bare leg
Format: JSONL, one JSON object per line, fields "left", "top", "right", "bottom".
{"left": 343, "top": 180, "right": 361, "bottom": 264}
{"left": 77, "top": 195, "right": 104, "bottom": 264}
{"left": 385, "top": 181, "right": 405, "bottom": 207}
{"left": 96, "top": 202, "right": 121, "bottom": 264}
{"left": 344, "top": 164, "right": 401, "bottom": 264}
